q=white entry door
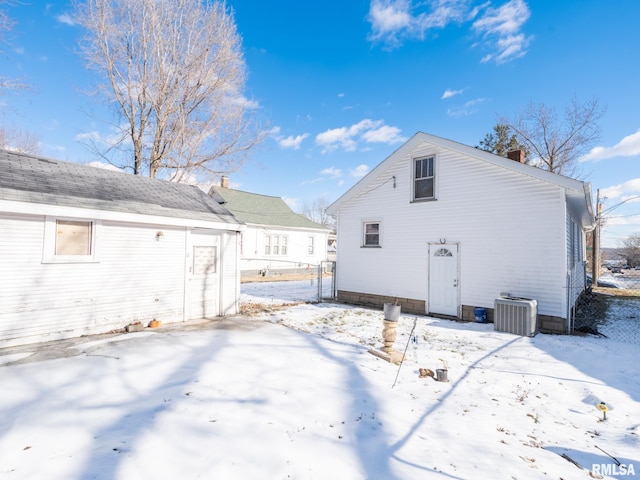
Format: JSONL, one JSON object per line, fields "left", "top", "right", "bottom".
{"left": 428, "top": 244, "right": 459, "bottom": 317}
{"left": 188, "top": 230, "right": 220, "bottom": 319}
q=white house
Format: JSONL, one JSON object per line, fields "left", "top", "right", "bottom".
{"left": 326, "top": 132, "right": 595, "bottom": 334}
{"left": 209, "top": 178, "right": 331, "bottom": 277}
{"left": 0, "top": 150, "right": 244, "bottom": 348}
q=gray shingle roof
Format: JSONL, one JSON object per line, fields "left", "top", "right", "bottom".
{"left": 0, "top": 150, "right": 240, "bottom": 224}
{"left": 209, "top": 186, "right": 330, "bottom": 231}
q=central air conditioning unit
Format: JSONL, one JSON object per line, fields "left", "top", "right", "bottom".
{"left": 494, "top": 296, "right": 538, "bottom": 337}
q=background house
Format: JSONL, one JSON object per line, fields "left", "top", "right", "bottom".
{"left": 326, "top": 132, "right": 595, "bottom": 334}
{"left": 0, "top": 150, "right": 243, "bottom": 348}
{"left": 210, "top": 177, "right": 331, "bottom": 277}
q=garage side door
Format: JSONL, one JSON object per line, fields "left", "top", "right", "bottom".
{"left": 188, "top": 230, "right": 220, "bottom": 319}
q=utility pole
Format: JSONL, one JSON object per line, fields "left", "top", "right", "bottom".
{"left": 592, "top": 189, "right": 601, "bottom": 286}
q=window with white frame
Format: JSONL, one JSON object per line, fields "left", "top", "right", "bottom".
{"left": 43, "top": 217, "right": 99, "bottom": 263}
{"left": 307, "top": 236, "right": 315, "bottom": 255}
{"left": 414, "top": 156, "right": 435, "bottom": 200}
{"left": 264, "top": 234, "right": 288, "bottom": 256}
{"left": 264, "top": 235, "right": 271, "bottom": 255}
{"left": 569, "top": 219, "right": 581, "bottom": 268}
{"left": 363, "top": 221, "right": 380, "bottom": 247}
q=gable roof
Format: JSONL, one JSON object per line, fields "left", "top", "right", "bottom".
{"left": 327, "top": 132, "right": 595, "bottom": 229}
{"left": 209, "top": 186, "right": 330, "bottom": 231}
{"left": 0, "top": 149, "right": 240, "bottom": 225}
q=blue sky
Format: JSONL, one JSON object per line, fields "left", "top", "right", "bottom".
{"left": 1, "top": 0, "right": 639, "bottom": 248}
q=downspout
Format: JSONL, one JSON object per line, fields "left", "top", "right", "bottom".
{"left": 566, "top": 271, "right": 572, "bottom": 335}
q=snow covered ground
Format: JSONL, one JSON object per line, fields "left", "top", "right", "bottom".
{"left": 0, "top": 280, "right": 638, "bottom": 479}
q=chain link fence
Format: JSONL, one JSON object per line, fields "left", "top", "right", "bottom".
{"left": 573, "top": 266, "right": 640, "bottom": 344}
{"left": 240, "top": 261, "right": 335, "bottom": 304}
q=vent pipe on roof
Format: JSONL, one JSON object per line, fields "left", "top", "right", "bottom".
{"left": 221, "top": 175, "right": 229, "bottom": 188}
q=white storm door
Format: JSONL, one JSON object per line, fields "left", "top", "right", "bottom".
{"left": 428, "top": 244, "right": 459, "bottom": 317}
{"left": 188, "top": 231, "right": 220, "bottom": 319}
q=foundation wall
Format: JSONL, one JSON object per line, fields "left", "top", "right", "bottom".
{"left": 337, "top": 292, "right": 568, "bottom": 335}
{"left": 337, "top": 290, "right": 425, "bottom": 315}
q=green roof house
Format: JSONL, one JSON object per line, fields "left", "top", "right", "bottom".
{"left": 210, "top": 177, "right": 331, "bottom": 276}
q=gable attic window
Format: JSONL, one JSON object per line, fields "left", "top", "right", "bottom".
{"left": 43, "top": 217, "right": 100, "bottom": 263}
{"left": 363, "top": 221, "right": 380, "bottom": 247}
{"left": 413, "top": 156, "right": 435, "bottom": 201}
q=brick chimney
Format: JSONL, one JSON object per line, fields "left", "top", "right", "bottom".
{"left": 507, "top": 150, "right": 525, "bottom": 163}
{"left": 220, "top": 175, "right": 229, "bottom": 188}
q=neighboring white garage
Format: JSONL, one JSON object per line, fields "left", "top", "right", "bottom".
{"left": 0, "top": 150, "right": 244, "bottom": 348}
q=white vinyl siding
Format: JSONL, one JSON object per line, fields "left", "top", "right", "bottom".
{"left": 240, "top": 226, "right": 328, "bottom": 273}
{"left": 0, "top": 213, "right": 241, "bottom": 347}
{"left": 335, "top": 140, "right": 571, "bottom": 319}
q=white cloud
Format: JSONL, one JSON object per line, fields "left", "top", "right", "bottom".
{"left": 368, "top": 0, "right": 467, "bottom": 48}
{"left": 56, "top": 13, "right": 76, "bottom": 26}
{"left": 580, "top": 129, "right": 640, "bottom": 162}
{"left": 350, "top": 164, "right": 370, "bottom": 178}
{"left": 315, "top": 119, "right": 404, "bottom": 153}
{"left": 301, "top": 177, "right": 325, "bottom": 186}
{"left": 74, "top": 128, "right": 123, "bottom": 147}
{"left": 367, "top": 0, "right": 413, "bottom": 44}
{"left": 446, "top": 97, "right": 487, "bottom": 117}
{"left": 361, "top": 125, "right": 406, "bottom": 144}
{"left": 321, "top": 167, "right": 342, "bottom": 178}
{"left": 367, "top": 0, "right": 532, "bottom": 64}
{"left": 269, "top": 127, "right": 310, "bottom": 150}
{"left": 472, "top": 0, "right": 529, "bottom": 36}
{"left": 441, "top": 88, "right": 464, "bottom": 99}
{"left": 600, "top": 178, "right": 640, "bottom": 202}
{"left": 231, "top": 95, "right": 260, "bottom": 109}
{"left": 473, "top": 0, "right": 532, "bottom": 64}
{"left": 278, "top": 133, "right": 309, "bottom": 150}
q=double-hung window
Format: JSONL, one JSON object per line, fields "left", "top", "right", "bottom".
{"left": 363, "top": 222, "right": 380, "bottom": 247}
{"left": 264, "top": 234, "right": 288, "bottom": 256}
{"left": 414, "top": 156, "right": 435, "bottom": 200}
{"left": 264, "top": 235, "right": 271, "bottom": 255}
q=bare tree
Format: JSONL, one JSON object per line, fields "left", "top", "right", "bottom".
{"left": 478, "top": 123, "right": 530, "bottom": 160}
{"left": 0, "top": 2, "right": 38, "bottom": 149}
{"left": 501, "top": 97, "right": 605, "bottom": 176}
{"left": 301, "top": 197, "right": 335, "bottom": 229}
{"left": 619, "top": 233, "right": 640, "bottom": 268}
{"left": 73, "top": 0, "right": 264, "bottom": 180}
{"left": 0, "top": 123, "right": 41, "bottom": 154}
{"left": 0, "top": 1, "right": 29, "bottom": 92}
